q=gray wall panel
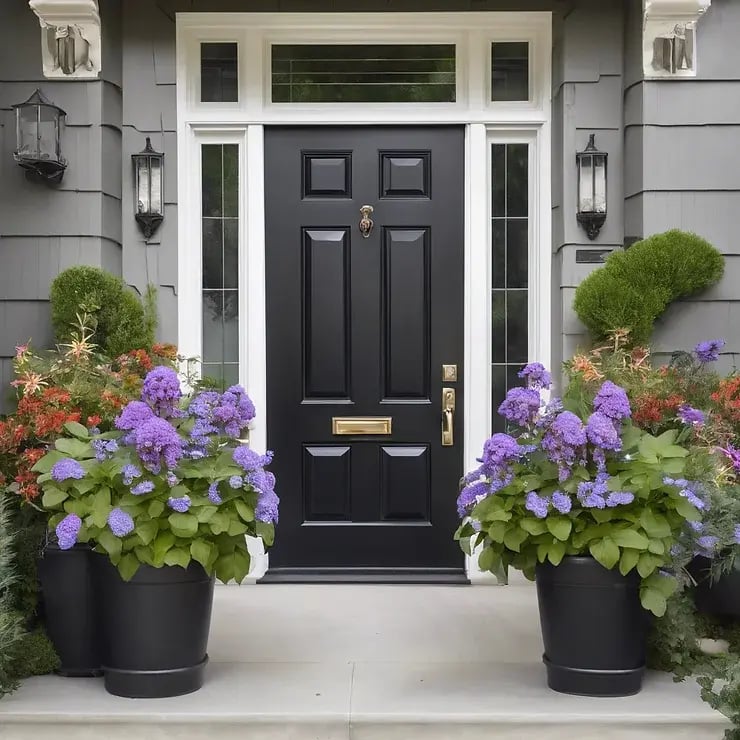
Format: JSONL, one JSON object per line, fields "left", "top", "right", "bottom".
{"left": 0, "top": 302, "right": 54, "bottom": 356}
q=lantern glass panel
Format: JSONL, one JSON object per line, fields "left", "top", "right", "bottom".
{"left": 593, "top": 156, "right": 606, "bottom": 214}
{"left": 38, "top": 110, "right": 59, "bottom": 162}
{"left": 150, "top": 156, "right": 163, "bottom": 215}
{"left": 136, "top": 157, "right": 150, "bottom": 214}
{"left": 16, "top": 107, "right": 38, "bottom": 159}
{"left": 579, "top": 155, "right": 594, "bottom": 213}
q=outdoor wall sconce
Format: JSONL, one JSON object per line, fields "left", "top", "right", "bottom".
{"left": 132, "top": 137, "right": 164, "bottom": 239}
{"left": 12, "top": 89, "right": 67, "bottom": 184}
{"left": 576, "top": 134, "right": 607, "bottom": 240}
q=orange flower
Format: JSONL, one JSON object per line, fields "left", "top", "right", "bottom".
{"left": 11, "top": 371, "right": 47, "bottom": 395}
{"left": 87, "top": 415, "right": 102, "bottom": 428}
{"left": 570, "top": 355, "right": 604, "bottom": 382}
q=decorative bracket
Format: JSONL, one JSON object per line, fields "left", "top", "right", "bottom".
{"left": 28, "top": 0, "right": 101, "bottom": 79}
{"left": 643, "top": 0, "right": 711, "bottom": 78}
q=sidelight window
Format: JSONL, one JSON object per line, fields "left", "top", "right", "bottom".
{"left": 201, "top": 143, "right": 240, "bottom": 388}
{"left": 491, "top": 142, "right": 529, "bottom": 432}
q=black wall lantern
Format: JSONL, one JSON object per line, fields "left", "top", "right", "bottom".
{"left": 576, "top": 134, "right": 607, "bottom": 240}
{"left": 132, "top": 137, "right": 164, "bottom": 239}
{"left": 12, "top": 89, "right": 67, "bottom": 184}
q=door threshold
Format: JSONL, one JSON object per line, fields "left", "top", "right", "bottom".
{"left": 259, "top": 567, "right": 470, "bottom": 584}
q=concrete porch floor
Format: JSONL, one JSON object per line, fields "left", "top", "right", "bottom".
{"left": 0, "top": 582, "right": 730, "bottom": 739}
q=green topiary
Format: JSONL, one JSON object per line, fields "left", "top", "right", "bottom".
{"left": 49, "top": 266, "right": 155, "bottom": 357}
{"left": 573, "top": 230, "right": 724, "bottom": 345}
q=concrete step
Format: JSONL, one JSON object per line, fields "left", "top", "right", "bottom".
{"left": 0, "top": 584, "right": 730, "bottom": 740}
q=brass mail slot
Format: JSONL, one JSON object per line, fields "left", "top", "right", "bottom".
{"left": 332, "top": 417, "right": 392, "bottom": 435}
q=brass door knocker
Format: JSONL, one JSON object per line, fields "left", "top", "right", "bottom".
{"left": 359, "top": 205, "right": 374, "bottom": 238}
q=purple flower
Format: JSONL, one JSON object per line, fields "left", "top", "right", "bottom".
{"left": 232, "top": 446, "right": 274, "bottom": 472}
{"left": 498, "top": 387, "right": 541, "bottom": 427}
{"left": 108, "top": 508, "right": 134, "bottom": 537}
{"left": 695, "top": 339, "right": 725, "bottom": 363}
{"left": 115, "top": 400, "right": 154, "bottom": 435}
{"left": 255, "top": 489, "right": 280, "bottom": 524}
{"left": 92, "top": 438, "right": 119, "bottom": 461}
{"left": 133, "top": 417, "right": 183, "bottom": 473}
{"left": 208, "top": 482, "right": 222, "bottom": 505}
{"left": 678, "top": 405, "right": 705, "bottom": 427}
{"left": 131, "top": 480, "right": 155, "bottom": 495}
{"left": 229, "top": 475, "right": 243, "bottom": 489}
{"left": 551, "top": 491, "right": 572, "bottom": 514}
{"left": 606, "top": 491, "right": 635, "bottom": 507}
{"left": 577, "top": 474, "right": 610, "bottom": 509}
{"left": 480, "top": 433, "right": 528, "bottom": 469}
{"left": 141, "top": 366, "right": 182, "bottom": 417}
{"left": 247, "top": 469, "right": 276, "bottom": 495}
{"left": 734, "top": 525, "right": 740, "bottom": 545}
{"left": 518, "top": 363, "right": 552, "bottom": 390}
{"left": 586, "top": 412, "right": 622, "bottom": 452}
{"left": 593, "top": 381, "right": 631, "bottom": 421}
{"left": 166, "top": 471, "right": 179, "bottom": 487}
{"left": 663, "top": 477, "right": 706, "bottom": 511}
{"left": 167, "top": 495, "right": 191, "bottom": 513}
{"left": 542, "top": 411, "right": 587, "bottom": 481}
{"left": 55, "top": 513, "right": 82, "bottom": 550}
{"left": 122, "top": 464, "right": 142, "bottom": 486}
{"left": 51, "top": 458, "right": 85, "bottom": 482}
{"left": 697, "top": 535, "right": 719, "bottom": 553}
{"left": 525, "top": 492, "right": 550, "bottom": 519}
{"left": 719, "top": 444, "right": 740, "bottom": 473}
{"left": 456, "top": 480, "right": 491, "bottom": 517}
{"left": 213, "top": 386, "right": 256, "bottom": 438}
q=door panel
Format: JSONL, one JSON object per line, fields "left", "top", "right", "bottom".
{"left": 264, "top": 126, "right": 465, "bottom": 582}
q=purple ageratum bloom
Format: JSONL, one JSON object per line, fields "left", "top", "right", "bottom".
{"left": 141, "top": 366, "right": 182, "bottom": 417}
{"left": 122, "top": 464, "right": 142, "bottom": 486}
{"left": 212, "top": 386, "right": 256, "bottom": 438}
{"left": 606, "top": 491, "right": 635, "bottom": 507}
{"left": 229, "top": 475, "right": 243, "bottom": 489}
{"left": 586, "top": 412, "right": 622, "bottom": 452}
{"left": 456, "top": 479, "right": 492, "bottom": 517}
{"left": 166, "top": 471, "right": 179, "bottom": 487}
{"left": 697, "top": 535, "right": 719, "bottom": 553}
{"left": 55, "top": 513, "right": 82, "bottom": 550}
{"left": 115, "top": 400, "right": 155, "bottom": 433}
{"left": 663, "top": 477, "right": 706, "bottom": 511}
{"left": 131, "top": 480, "right": 155, "bottom": 495}
{"left": 498, "top": 387, "right": 541, "bottom": 428}
{"left": 108, "top": 508, "right": 134, "bottom": 537}
{"left": 551, "top": 491, "right": 572, "bottom": 514}
{"left": 518, "top": 362, "right": 552, "bottom": 390}
{"left": 695, "top": 339, "right": 725, "bottom": 363}
{"left": 542, "top": 411, "right": 587, "bottom": 481}
{"left": 734, "top": 524, "right": 740, "bottom": 545}
{"left": 255, "top": 489, "right": 280, "bottom": 524}
{"left": 232, "top": 446, "right": 274, "bottom": 472}
{"left": 525, "top": 491, "right": 550, "bottom": 519}
{"left": 208, "top": 481, "right": 222, "bottom": 505}
{"left": 133, "top": 416, "right": 183, "bottom": 473}
{"left": 92, "top": 438, "right": 119, "bottom": 461}
{"left": 167, "top": 495, "right": 191, "bottom": 513}
{"left": 678, "top": 405, "right": 705, "bottom": 427}
{"left": 593, "top": 381, "right": 631, "bottom": 421}
{"left": 51, "top": 458, "right": 85, "bottom": 482}
{"left": 480, "top": 433, "right": 529, "bottom": 470}
{"left": 247, "top": 469, "right": 276, "bottom": 495}
{"left": 577, "top": 473, "right": 610, "bottom": 509}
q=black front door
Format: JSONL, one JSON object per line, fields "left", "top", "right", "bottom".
{"left": 264, "top": 126, "right": 465, "bottom": 582}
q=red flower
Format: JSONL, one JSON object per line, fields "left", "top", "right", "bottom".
{"left": 87, "top": 415, "right": 102, "bottom": 428}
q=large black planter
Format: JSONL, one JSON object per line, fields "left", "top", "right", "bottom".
{"left": 37, "top": 543, "right": 102, "bottom": 677}
{"left": 91, "top": 554, "right": 215, "bottom": 698}
{"left": 688, "top": 556, "right": 740, "bottom": 619}
{"left": 536, "top": 556, "right": 649, "bottom": 697}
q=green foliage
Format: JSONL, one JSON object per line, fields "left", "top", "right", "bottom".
{"left": 49, "top": 267, "right": 155, "bottom": 357}
{"left": 574, "top": 230, "right": 724, "bottom": 345}
{"left": 0, "top": 492, "right": 26, "bottom": 697}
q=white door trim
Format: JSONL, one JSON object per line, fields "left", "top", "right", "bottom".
{"left": 176, "top": 11, "right": 552, "bottom": 581}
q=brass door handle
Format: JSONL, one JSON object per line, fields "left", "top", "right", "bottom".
{"left": 442, "top": 387, "right": 455, "bottom": 447}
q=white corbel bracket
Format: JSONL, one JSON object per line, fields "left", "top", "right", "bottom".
{"left": 643, "top": 0, "right": 711, "bottom": 78}
{"left": 29, "top": 0, "right": 101, "bottom": 79}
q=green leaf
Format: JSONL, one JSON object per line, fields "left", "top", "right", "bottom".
{"left": 644, "top": 572, "right": 677, "bottom": 599}
{"left": 148, "top": 500, "right": 165, "bottom": 518}
{"left": 458, "top": 537, "right": 472, "bottom": 556}
{"left": 137, "top": 520, "right": 158, "bottom": 546}
{"left": 54, "top": 437, "right": 92, "bottom": 458}
{"left": 168, "top": 512, "right": 199, "bottom": 538}
{"left": 547, "top": 540, "right": 566, "bottom": 566}
{"left": 520, "top": 518, "right": 548, "bottom": 536}
{"left": 673, "top": 497, "right": 702, "bottom": 520}
{"left": 117, "top": 553, "right": 140, "bottom": 581}
{"left": 503, "top": 526, "right": 528, "bottom": 552}
{"left": 164, "top": 547, "right": 191, "bottom": 569}
{"left": 661, "top": 445, "right": 689, "bottom": 459}
{"left": 152, "top": 531, "right": 176, "bottom": 566}
{"left": 72, "top": 478, "right": 97, "bottom": 495}
{"left": 190, "top": 540, "right": 215, "bottom": 568}
{"left": 64, "top": 421, "right": 90, "bottom": 439}
{"left": 647, "top": 539, "right": 665, "bottom": 555}
{"left": 619, "top": 548, "right": 640, "bottom": 576}
{"left": 256, "top": 521, "right": 275, "bottom": 547}
{"left": 546, "top": 517, "right": 573, "bottom": 542}
{"left": 589, "top": 537, "right": 620, "bottom": 570}
{"left": 640, "top": 587, "right": 667, "bottom": 617}
{"left": 42, "top": 487, "right": 69, "bottom": 508}
{"left": 637, "top": 552, "right": 662, "bottom": 579}
{"left": 32, "top": 450, "right": 64, "bottom": 474}
{"left": 196, "top": 505, "right": 218, "bottom": 523}
{"left": 233, "top": 547, "right": 251, "bottom": 582}
{"left": 487, "top": 521, "right": 507, "bottom": 543}
{"left": 234, "top": 500, "right": 255, "bottom": 523}
{"left": 209, "top": 512, "right": 230, "bottom": 535}
{"left": 640, "top": 510, "right": 671, "bottom": 538}
{"left": 227, "top": 519, "right": 248, "bottom": 536}
{"left": 611, "top": 528, "right": 649, "bottom": 550}
{"left": 97, "top": 529, "right": 122, "bottom": 560}
{"left": 590, "top": 508, "right": 616, "bottom": 524}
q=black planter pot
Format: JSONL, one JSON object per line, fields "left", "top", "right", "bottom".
{"left": 91, "top": 553, "right": 215, "bottom": 698}
{"left": 37, "top": 543, "right": 102, "bottom": 677}
{"left": 688, "top": 556, "right": 740, "bottom": 619}
{"left": 536, "top": 556, "right": 649, "bottom": 697}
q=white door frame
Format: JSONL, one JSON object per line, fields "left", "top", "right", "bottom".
{"left": 176, "top": 12, "right": 552, "bottom": 580}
